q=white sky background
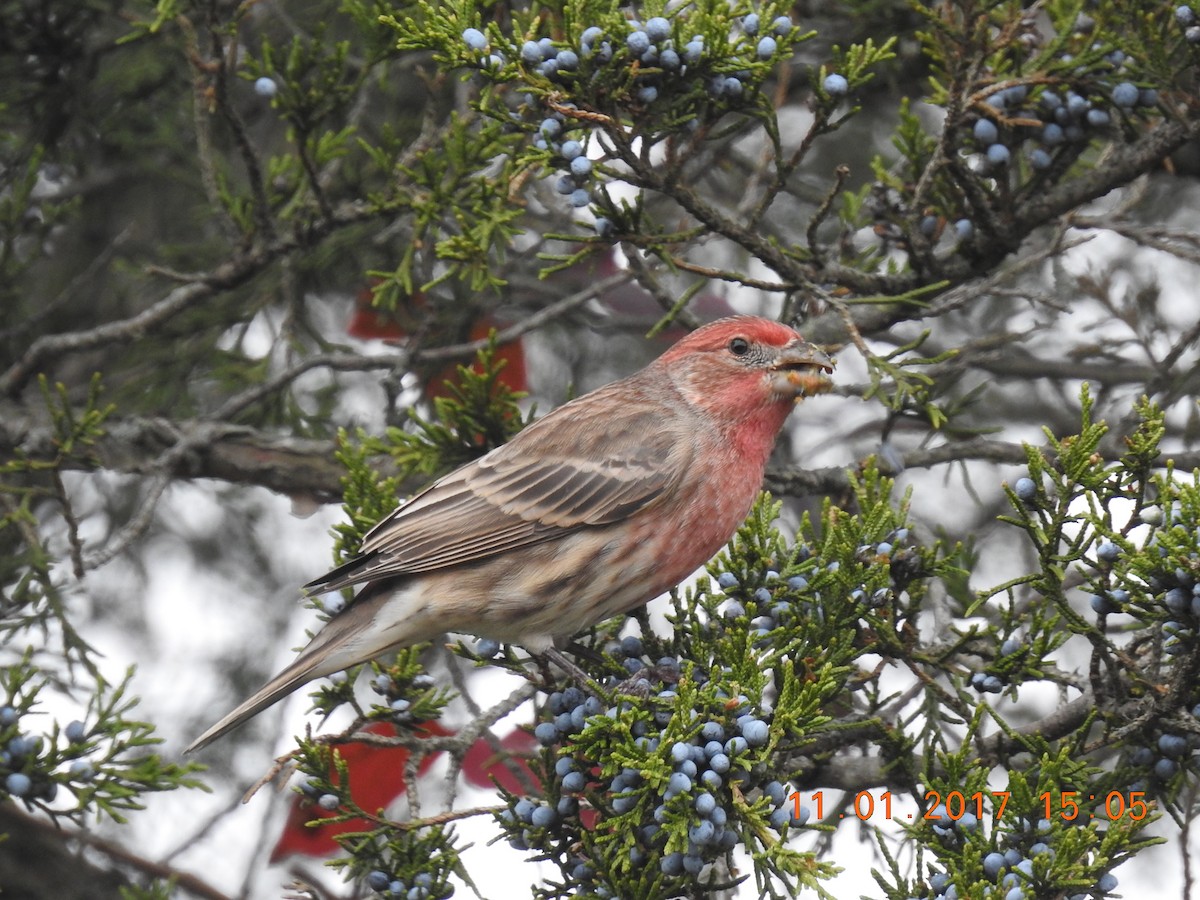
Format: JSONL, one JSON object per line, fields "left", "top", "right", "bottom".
{"left": 42, "top": 179, "right": 1200, "bottom": 899}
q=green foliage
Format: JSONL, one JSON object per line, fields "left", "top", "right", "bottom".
{"left": 368, "top": 648, "right": 456, "bottom": 724}
{"left": 986, "top": 384, "right": 1155, "bottom": 634}
{"left": 257, "top": 30, "right": 360, "bottom": 136}
{"left": 284, "top": 467, "right": 965, "bottom": 898}
{"left": 394, "top": 113, "right": 529, "bottom": 294}
{"left": 119, "top": 881, "right": 176, "bottom": 900}
{"left": 335, "top": 822, "right": 463, "bottom": 900}
{"left": 861, "top": 390, "right": 1197, "bottom": 898}
{"left": 883, "top": 98, "right": 941, "bottom": 187}
{"left": 821, "top": 36, "right": 898, "bottom": 97}
{"left": 286, "top": 660, "right": 461, "bottom": 897}
{"left": 0, "top": 651, "right": 206, "bottom": 822}
{"left": 861, "top": 331, "right": 960, "bottom": 432}
{"left": 328, "top": 432, "right": 407, "bottom": 565}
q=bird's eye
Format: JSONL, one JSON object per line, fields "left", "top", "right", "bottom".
{"left": 728, "top": 337, "right": 751, "bottom": 356}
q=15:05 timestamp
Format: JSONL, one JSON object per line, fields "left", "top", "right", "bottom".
{"left": 1038, "top": 790, "right": 1150, "bottom": 822}
{"left": 787, "top": 789, "right": 1152, "bottom": 823}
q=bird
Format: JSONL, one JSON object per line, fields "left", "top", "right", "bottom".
{"left": 186, "top": 315, "right": 833, "bottom": 752}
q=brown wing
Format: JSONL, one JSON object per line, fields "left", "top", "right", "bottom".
{"left": 307, "top": 385, "right": 687, "bottom": 591}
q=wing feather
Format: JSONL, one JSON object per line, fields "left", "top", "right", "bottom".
{"left": 308, "top": 390, "right": 689, "bottom": 592}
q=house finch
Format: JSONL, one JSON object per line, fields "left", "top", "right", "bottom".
{"left": 186, "top": 316, "right": 833, "bottom": 752}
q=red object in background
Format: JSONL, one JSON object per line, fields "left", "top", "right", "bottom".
{"left": 443, "top": 316, "right": 527, "bottom": 398}
{"left": 346, "top": 286, "right": 528, "bottom": 398}
{"left": 270, "top": 721, "right": 451, "bottom": 862}
{"left": 270, "top": 724, "right": 545, "bottom": 861}
{"left": 345, "top": 285, "right": 412, "bottom": 341}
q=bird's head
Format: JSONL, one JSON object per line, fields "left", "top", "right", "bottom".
{"left": 659, "top": 316, "right": 835, "bottom": 417}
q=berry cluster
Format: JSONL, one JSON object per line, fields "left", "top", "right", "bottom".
{"left": 493, "top": 635, "right": 808, "bottom": 894}
{"left": 1177, "top": 4, "right": 1200, "bottom": 43}
{"left": 917, "top": 815, "right": 1120, "bottom": 900}
{"left": 298, "top": 775, "right": 343, "bottom": 812}
{"left": 1083, "top": 503, "right": 1200, "bottom": 637}
{"left": 969, "top": 636, "right": 1022, "bottom": 694}
{"left": 1102, "top": 500, "right": 1200, "bottom": 786}
{"left": 1136, "top": 510, "right": 1200, "bottom": 663}
{"left": 715, "top": 527, "right": 913, "bottom": 637}
{"left": 1125, "top": 714, "right": 1199, "bottom": 786}
{"left": 966, "top": 76, "right": 1157, "bottom": 179}
{"left": 373, "top": 671, "right": 438, "bottom": 725}
{"left": 926, "top": 801, "right": 980, "bottom": 846}
{"left": 463, "top": 490, "right": 923, "bottom": 895}
{"left": 1, "top": 705, "right": 94, "bottom": 803}
{"left": 459, "top": 9, "right": 805, "bottom": 232}
{"left": 1008, "top": 480, "right": 1200, "bottom": 805}
{"left": 532, "top": 112, "right": 597, "bottom": 214}
{"left": 992, "top": 441, "right": 1200, "bottom": 839}
{"left": 1015, "top": 483, "right": 1200, "bottom": 641}
{"left": 499, "top": 12, "right": 795, "bottom": 105}
{"left": 365, "top": 870, "right": 443, "bottom": 900}
{"left": 917, "top": 214, "right": 975, "bottom": 244}
{"left": 892, "top": 10, "right": 1170, "bottom": 248}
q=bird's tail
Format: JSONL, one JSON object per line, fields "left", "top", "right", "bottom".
{"left": 185, "top": 583, "right": 402, "bottom": 754}
{"left": 184, "top": 652, "right": 329, "bottom": 754}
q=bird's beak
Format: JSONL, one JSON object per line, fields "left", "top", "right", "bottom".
{"left": 770, "top": 340, "right": 835, "bottom": 399}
